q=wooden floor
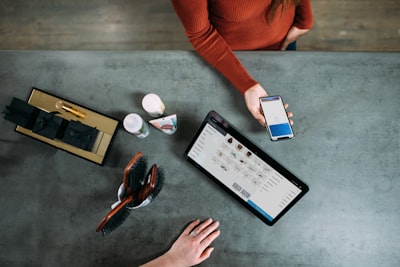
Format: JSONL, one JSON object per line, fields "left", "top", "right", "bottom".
{"left": 0, "top": 0, "right": 399, "bottom": 51}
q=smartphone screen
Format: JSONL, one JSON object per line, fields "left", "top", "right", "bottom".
{"left": 259, "top": 96, "right": 294, "bottom": 141}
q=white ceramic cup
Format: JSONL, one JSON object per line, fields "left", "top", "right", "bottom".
{"left": 123, "top": 113, "right": 149, "bottom": 138}
{"left": 142, "top": 93, "right": 165, "bottom": 117}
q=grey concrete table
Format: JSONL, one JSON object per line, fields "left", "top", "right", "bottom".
{"left": 0, "top": 51, "right": 399, "bottom": 267}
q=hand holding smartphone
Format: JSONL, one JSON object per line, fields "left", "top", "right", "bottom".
{"left": 259, "top": 95, "right": 294, "bottom": 141}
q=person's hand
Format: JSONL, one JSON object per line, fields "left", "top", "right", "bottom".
{"left": 280, "top": 26, "right": 310, "bottom": 51}
{"left": 244, "top": 84, "right": 293, "bottom": 127}
{"left": 244, "top": 83, "right": 269, "bottom": 127}
{"left": 165, "top": 218, "right": 220, "bottom": 267}
{"left": 141, "top": 218, "right": 220, "bottom": 267}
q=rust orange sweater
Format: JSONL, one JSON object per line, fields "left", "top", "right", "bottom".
{"left": 171, "top": 0, "right": 313, "bottom": 94}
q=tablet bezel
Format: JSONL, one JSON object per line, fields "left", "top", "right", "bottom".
{"left": 183, "top": 110, "right": 309, "bottom": 226}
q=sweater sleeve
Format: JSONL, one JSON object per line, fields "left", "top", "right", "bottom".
{"left": 294, "top": 0, "right": 314, "bottom": 29}
{"left": 171, "top": 0, "right": 258, "bottom": 94}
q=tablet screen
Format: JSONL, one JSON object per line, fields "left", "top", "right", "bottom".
{"left": 184, "top": 111, "right": 308, "bottom": 225}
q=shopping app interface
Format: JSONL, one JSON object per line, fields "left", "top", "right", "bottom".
{"left": 187, "top": 123, "right": 301, "bottom": 221}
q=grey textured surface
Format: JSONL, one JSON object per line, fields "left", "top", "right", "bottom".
{"left": 0, "top": 51, "right": 399, "bottom": 267}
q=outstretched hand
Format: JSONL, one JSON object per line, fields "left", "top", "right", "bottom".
{"left": 166, "top": 218, "right": 220, "bottom": 266}
{"left": 140, "top": 218, "right": 220, "bottom": 267}
{"left": 244, "top": 83, "right": 293, "bottom": 127}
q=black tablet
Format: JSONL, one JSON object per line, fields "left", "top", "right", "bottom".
{"left": 184, "top": 111, "right": 309, "bottom": 226}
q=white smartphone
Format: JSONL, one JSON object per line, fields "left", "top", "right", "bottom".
{"left": 259, "top": 95, "right": 294, "bottom": 141}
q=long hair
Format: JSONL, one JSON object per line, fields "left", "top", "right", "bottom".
{"left": 270, "top": 0, "right": 301, "bottom": 18}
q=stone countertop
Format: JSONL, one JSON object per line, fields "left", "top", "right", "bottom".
{"left": 0, "top": 51, "right": 399, "bottom": 267}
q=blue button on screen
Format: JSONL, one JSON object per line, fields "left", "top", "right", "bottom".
{"left": 269, "top": 123, "right": 292, "bottom": 137}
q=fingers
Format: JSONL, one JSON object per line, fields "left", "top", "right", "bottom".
{"left": 199, "top": 247, "right": 215, "bottom": 262}
{"left": 280, "top": 40, "right": 290, "bottom": 51}
{"left": 189, "top": 218, "right": 212, "bottom": 235}
{"left": 189, "top": 218, "right": 219, "bottom": 239}
{"left": 163, "top": 219, "right": 220, "bottom": 267}
{"left": 186, "top": 218, "right": 220, "bottom": 248}
{"left": 249, "top": 102, "right": 265, "bottom": 127}
{"left": 281, "top": 26, "right": 310, "bottom": 50}
{"left": 284, "top": 103, "right": 294, "bottom": 125}
{"left": 185, "top": 218, "right": 219, "bottom": 235}
{"left": 182, "top": 219, "right": 201, "bottom": 236}
{"left": 243, "top": 84, "right": 294, "bottom": 127}
{"left": 244, "top": 83, "right": 268, "bottom": 127}
{"left": 287, "top": 111, "right": 294, "bottom": 125}
{"left": 197, "top": 220, "right": 220, "bottom": 244}
{"left": 200, "top": 227, "right": 220, "bottom": 250}
{"left": 253, "top": 110, "right": 266, "bottom": 127}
